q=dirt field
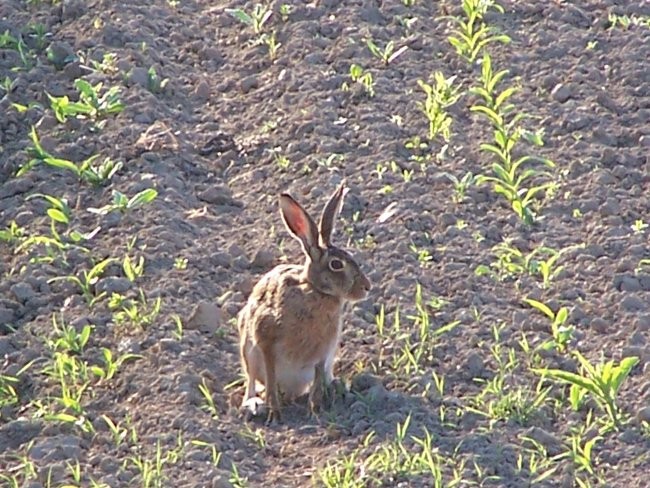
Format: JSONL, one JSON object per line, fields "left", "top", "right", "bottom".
{"left": 1, "top": 0, "right": 649, "bottom": 487}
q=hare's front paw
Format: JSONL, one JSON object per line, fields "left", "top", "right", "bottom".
{"left": 309, "top": 370, "right": 347, "bottom": 416}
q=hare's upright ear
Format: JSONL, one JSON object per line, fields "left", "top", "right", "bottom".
{"left": 318, "top": 181, "right": 348, "bottom": 247}
{"left": 279, "top": 194, "right": 320, "bottom": 260}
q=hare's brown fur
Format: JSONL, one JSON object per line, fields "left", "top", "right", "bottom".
{"left": 237, "top": 182, "right": 370, "bottom": 422}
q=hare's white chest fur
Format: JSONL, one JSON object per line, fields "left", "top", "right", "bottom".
{"left": 274, "top": 315, "right": 342, "bottom": 398}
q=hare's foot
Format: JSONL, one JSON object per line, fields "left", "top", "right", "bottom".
{"left": 310, "top": 363, "right": 346, "bottom": 416}
{"left": 241, "top": 396, "right": 267, "bottom": 421}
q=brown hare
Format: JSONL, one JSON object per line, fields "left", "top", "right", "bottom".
{"left": 237, "top": 181, "right": 371, "bottom": 423}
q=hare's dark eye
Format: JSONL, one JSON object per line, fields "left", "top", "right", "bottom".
{"left": 329, "top": 258, "right": 345, "bottom": 272}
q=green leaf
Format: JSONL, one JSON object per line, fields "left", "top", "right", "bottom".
{"left": 534, "top": 368, "right": 600, "bottom": 397}
{"left": 523, "top": 298, "right": 554, "bottom": 320}
{"left": 610, "top": 356, "right": 639, "bottom": 393}
{"left": 554, "top": 307, "right": 568, "bottom": 327}
{"left": 127, "top": 188, "right": 158, "bottom": 209}
{"left": 44, "top": 157, "right": 80, "bottom": 175}
{"left": 47, "top": 208, "right": 69, "bottom": 224}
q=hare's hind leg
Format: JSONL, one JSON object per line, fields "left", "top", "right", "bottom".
{"left": 260, "top": 345, "right": 282, "bottom": 424}
{"left": 240, "top": 336, "right": 266, "bottom": 419}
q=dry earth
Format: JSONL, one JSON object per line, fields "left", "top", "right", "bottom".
{"left": 1, "top": 0, "right": 649, "bottom": 487}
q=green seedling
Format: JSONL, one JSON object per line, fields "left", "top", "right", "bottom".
{"left": 551, "top": 412, "right": 604, "bottom": 485}
{"left": 26, "top": 23, "right": 50, "bottom": 51}
{"left": 347, "top": 64, "right": 375, "bottom": 97}
{"left": 147, "top": 66, "right": 169, "bottom": 93}
{"left": 534, "top": 353, "right": 639, "bottom": 428}
{"left": 172, "top": 314, "right": 184, "bottom": 340}
{"left": 523, "top": 299, "right": 574, "bottom": 353}
{"left": 608, "top": 13, "right": 650, "bottom": 30}
{"left": 17, "top": 127, "right": 122, "bottom": 185}
{"left": 48, "top": 78, "right": 124, "bottom": 122}
{"left": 110, "top": 290, "right": 162, "bottom": 330}
{"left": 447, "top": 0, "right": 510, "bottom": 62}
{"left": 417, "top": 72, "right": 461, "bottom": 142}
{"left": 226, "top": 4, "right": 272, "bottom": 34}
{"left": 271, "top": 148, "right": 291, "bottom": 169}
{"left": 0, "top": 220, "right": 25, "bottom": 244}
{"left": 631, "top": 219, "right": 648, "bottom": 233}
{"left": 279, "top": 4, "right": 292, "bottom": 22}
{"left": 442, "top": 171, "right": 475, "bottom": 203}
{"left": 190, "top": 440, "right": 222, "bottom": 467}
{"left": 88, "top": 188, "right": 158, "bottom": 215}
{"left": 261, "top": 31, "right": 281, "bottom": 60}
{"left": 470, "top": 54, "right": 555, "bottom": 224}
{"left": 123, "top": 254, "right": 145, "bottom": 282}
{"left": 48, "top": 257, "right": 115, "bottom": 307}
{"left": 91, "top": 348, "right": 141, "bottom": 381}
{"left": 366, "top": 38, "right": 408, "bottom": 65}
{"left": 199, "top": 378, "right": 219, "bottom": 418}
{"left": 0, "top": 30, "right": 34, "bottom": 68}
{"left": 174, "top": 257, "right": 188, "bottom": 270}
{"left": 101, "top": 415, "right": 129, "bottom": 447}
{"left": 82, "top": 52, "right": 118, "bottom": 74}
{"left": 47, "top": 314, "right": 92, "bottom": 354}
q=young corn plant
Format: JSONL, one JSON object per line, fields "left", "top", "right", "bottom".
{"left": 48, "top": 78, "right": 124, "bottom": 122}
{"left": 470, "top": 54, "right": 555, "bottom": 224}
{"left": 109, "top": 290, "right": 162, "bottom": 330}
{"left": 48, "top": 258, "right": 115, "bottom": 307}
{"left": 417, "top": 72, "right": 461, "bottom": 143}
{"left": 345, "top": 64, "right": 375, "bottom": 97}
{"left": 17, "top": 127, "right": 122, "bottom": 185}
{"left": 88, "top": 188, "right": 158, "bottom": 215}
{"left": 91, "top": 348, "right": 141, "bottom": 382}
{"left": 442, "top": 171, "right": 476, "bottom": 203}
{"left": 447, "top": 0, "right": 510, "bottom": 63}
{"left": 523, "top": 299, "right": 574, "bottom": 353}
{"left": 46, "top": 314, "right": 92, "bottom": 354}
{"left": 365, "top": 38, "right": 408, "bottom": 65}
{"left": 534, "top": 352, "right": 639, "bottom": 429}
{"left": 226, "top": 4, "right": 272, "bottom": 35}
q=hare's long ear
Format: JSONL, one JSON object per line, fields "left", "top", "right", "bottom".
{"left": 279, "top": 194, "right": 320, "bottom": 260}
{"left": 318, "top": 181, "right": 348, "bottom": 247}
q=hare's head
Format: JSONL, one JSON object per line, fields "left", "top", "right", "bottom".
{"left": 279, "top": 182, "right": 371, "bottom": 301}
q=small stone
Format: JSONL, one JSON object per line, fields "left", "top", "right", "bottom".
{"left": 613, "top": 274, "right": 642, "bottom": 292}
{"left": 29, "top": 435, "right": 80, "bottom": 461}
{"left": 551, "top": 83, "right": 571, "bottom": 103}
{"left": 620, "top": 294, "right": 648, "bottom": 312}
{"left": 233, "top": 255, "right": 250, "bottom": 270}
{"left": 194, "top": 79, "right": 211, "bottom": 101}
{"left": 197, "top": 186, "right": 235, "bottom": 205}
{"left": 128, "top": 67, "right": 150, "bottom": 88}
{"left": 637, "top": 273, "right": 650, "bottom": 291}
{"left": 636, "top": 315, "right": 650, "bottom": 332}
{"left": 0, "top": 336, "right": 13, "bottom": 357}
{"left": 524, "top": 427, "right": 563, "bottom": 456}
{"left": 251, "top": 248, "right": 276, "bottom": 269}
{"left": 63, "top": 61, "right": 85, "bottom": 80}
{"left": 240, "top": 75, "right": 258, "bottom": 94}
{"left": 463, "top": 352, "right": 485, "bottom": 379}
{"left": 638, "top": 406, "right": 650, "bottom": 423}
{"left": 96, "top": 277, "right": 131, "bottom": 294}
{"left": 210, "top": 252, "right": 232, "bottom": 268}
{"left": 46, "top": 41, "right": 75, "bottom": 69}
{"left": 10, "top": 282, "right": 35, "bottom": 304}
{"left": 0, "top": 307, "right": 14, "bottom": 325}
{"left": 187, "top": 301, "right": 222, "bottom": 334}
{"left": 351, "top": 373, "right": 382, "bottom": 392}
{"left": 590, "top": 317, "right": 609, "bottom": 333}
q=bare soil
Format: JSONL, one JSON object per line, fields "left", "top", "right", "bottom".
{"left": 1, "top": 0, "right": 649, "bottom": 487}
